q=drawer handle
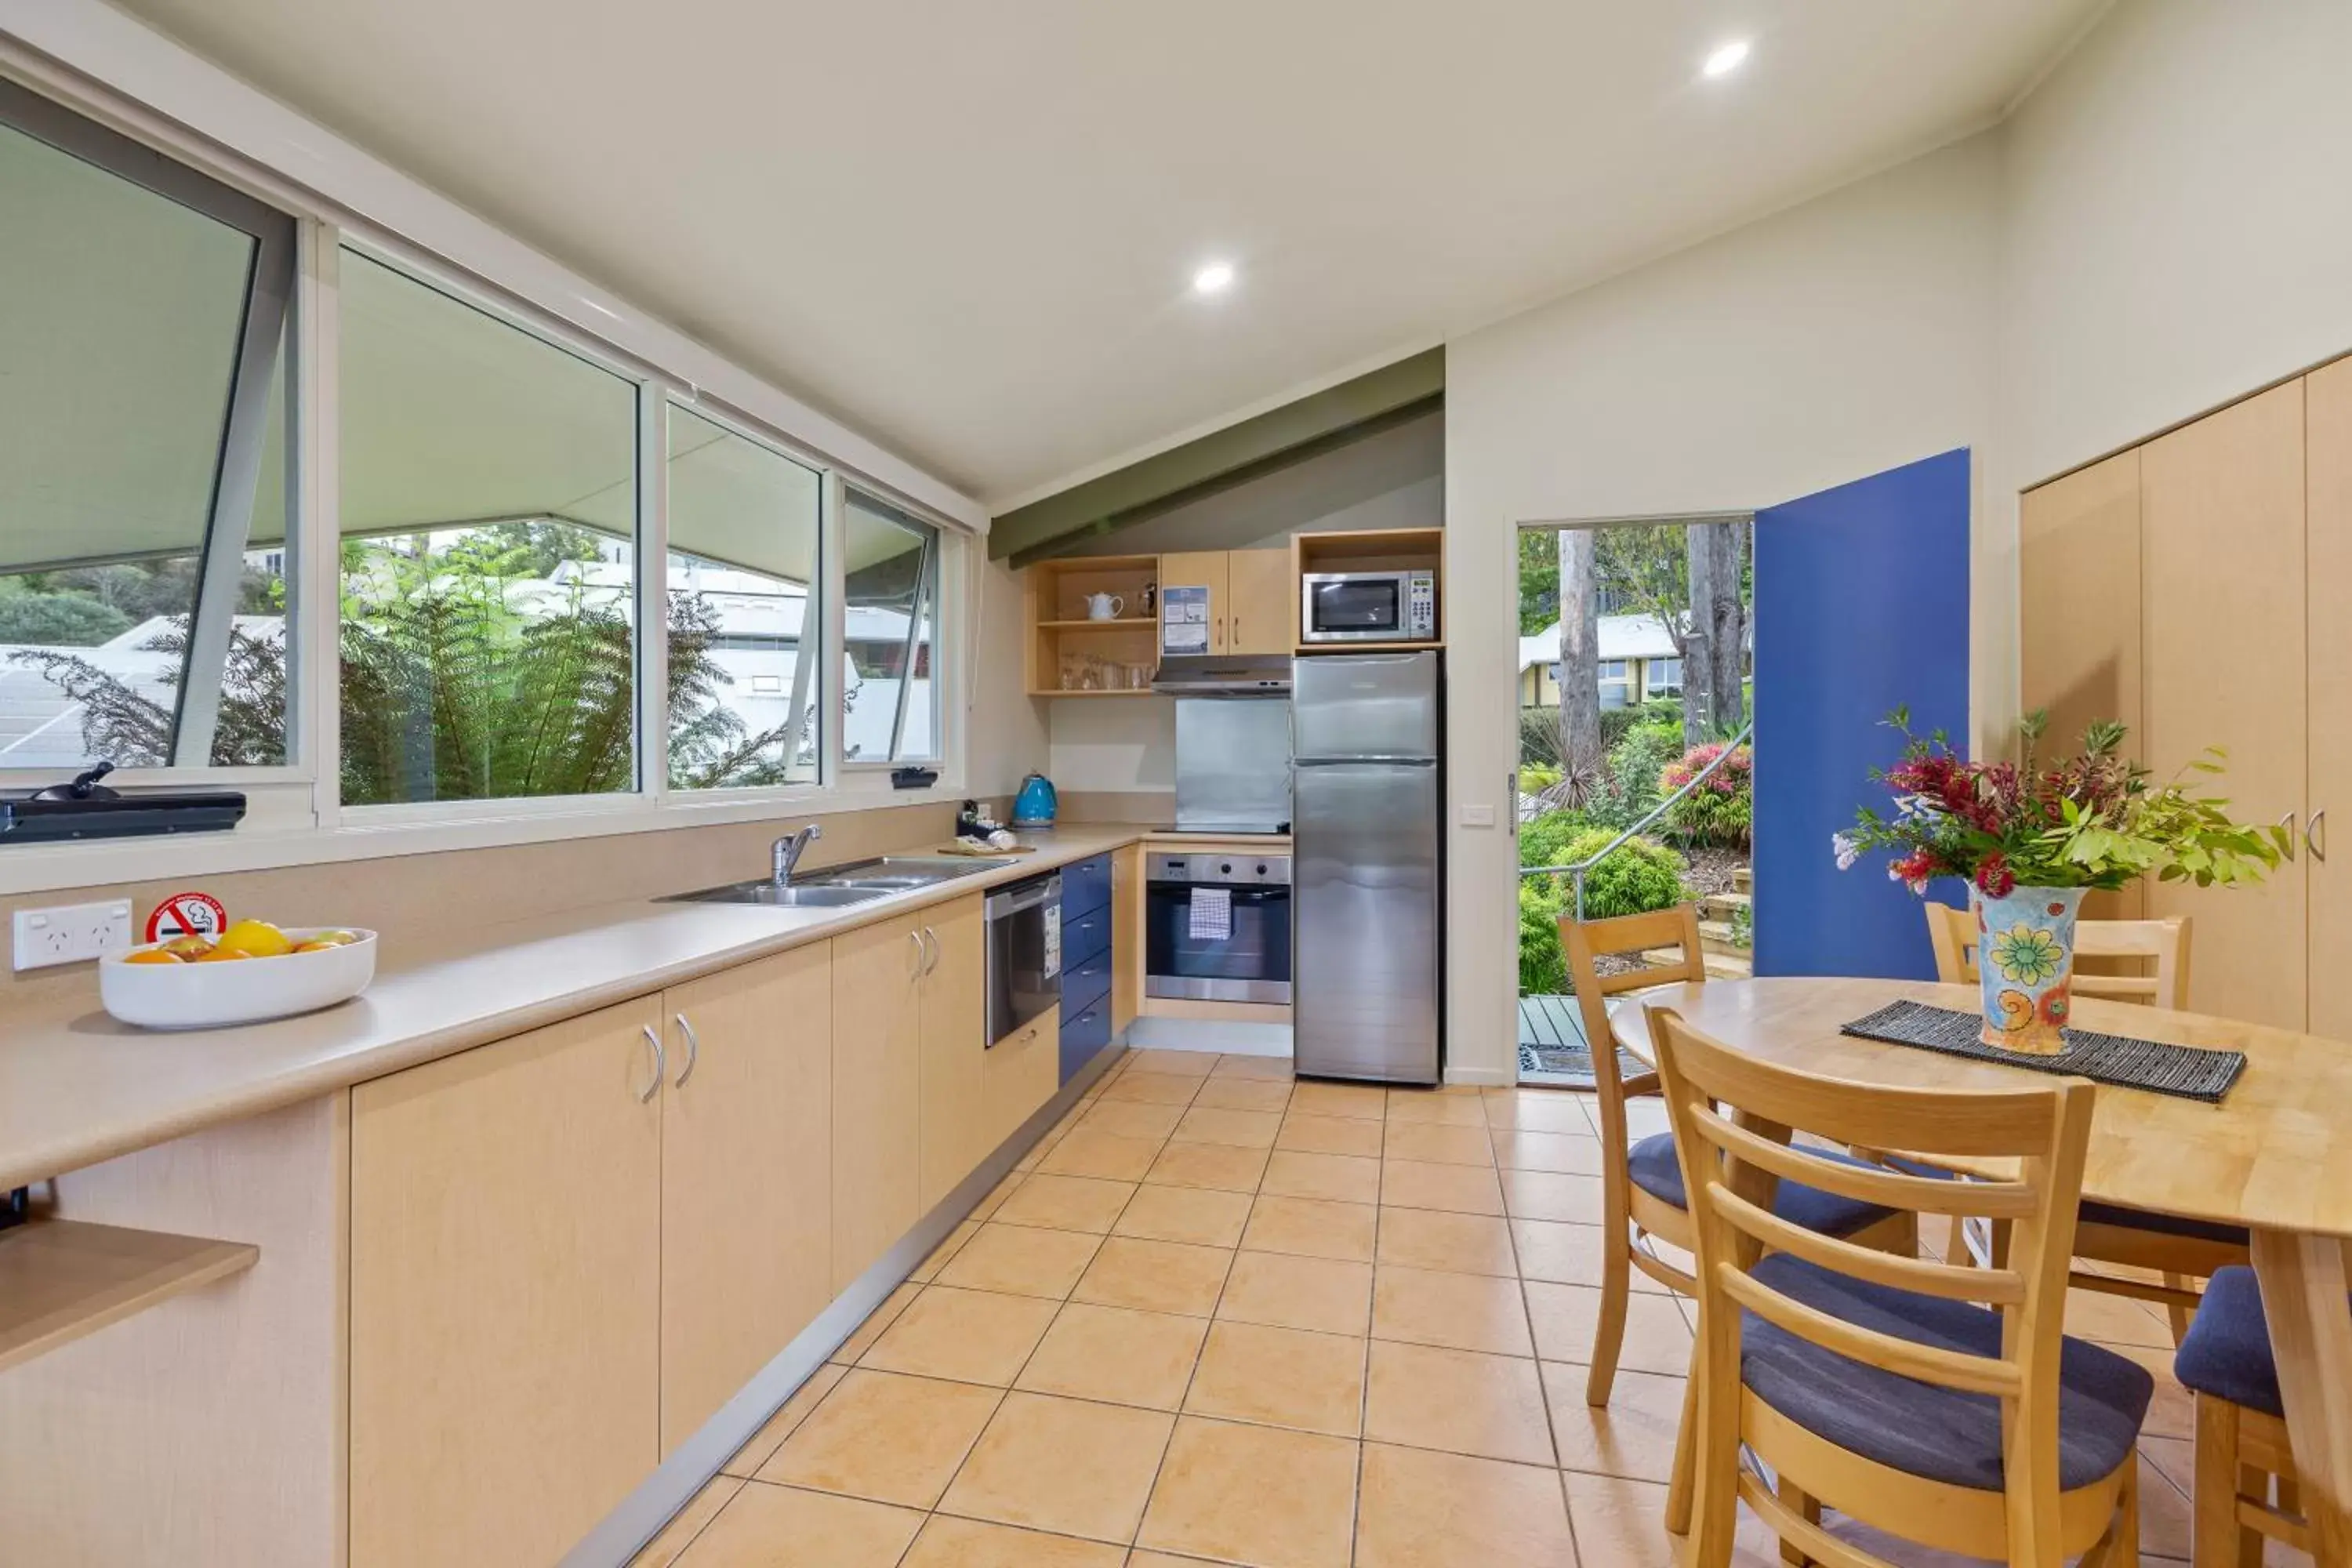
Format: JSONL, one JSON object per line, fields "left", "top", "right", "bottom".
{"left": 921, "top": 927, "right": 940, "bottom": 976}
{"left": 673, "top": 1012, "right": 699, "bottom": 1089}
{"left": 637, "top": 1025, "right": 666, "bottom": 1103}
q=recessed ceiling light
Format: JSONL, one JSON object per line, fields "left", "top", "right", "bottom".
{"left": 1192, "top": 261, "right": 1236, "bottom": 295}
{"left": 1702, "top": 39, "right": 1750, "bottom": 78}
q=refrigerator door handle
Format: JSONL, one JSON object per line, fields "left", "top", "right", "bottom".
{"left": 1294, "top": 755, "right": 1437, "bottom": 767}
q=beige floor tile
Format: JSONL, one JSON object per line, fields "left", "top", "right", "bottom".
{"left": 1501, "top": 1167, "right": 1605, "bottom": 1223}
{"left": 970, "top": 1170, "right": 1024, "bottom": 1221}
{"left": 1082, "top": 1098, "right": 1190, "bottom": 1142}
{"left": 1073, "top": 1236, "right": 1235, "bottom": 1317}
{"left": 1524, "top": 1281, "right": 1693, "bottom": 1375}
{"left": 1385, "top": 1087, "right": 1489, "bottom": 1126}
{"left": 910, "top": 1219, "right": 980, "bottom": 1283}
{"left": 938, "top": 1391, "right": 1175, "bottom": 1543}
{"left": 1216, "top": 1250, "right": 1374, "bottom": 1337}
{"left": 1128, "top": 1555, "right": 1232, "bottom": 1567}
{"left": 2140, "top": 1431, "right": 2194, "bottom": 1497}
{"left": 1276, "top": 1111, "right": 1386, "bottom": 1159}
{"left": 674, "top": 1481, "right": 924, "bottom": 1566}
{"left": 1015, "top": 1301, "right": 1210, "bottom": 1410}
{"left": 758, "top": 1368, "right": 1001, "bottom": 1508}
{"left": 2106, "top": 1341, "right": 2194, "bottom": 1440}
{"left": 1211, "top": 1053, "right": 1297, "bottom": 1080}
{"left": 993, "top": 1173, "right": 1138, "bottom": 1233}
{"left": 1354, "top": 1443, "right": 1577, "bottom": 1567}
{"left": 1562, "top": 1471, "right": 1785, "bottom": 1568}
{"left": 1182, "top": 1319, "right": 1367, "bottom": 1437}
{"left": 1510, "top": 1218, "right": 1671, "bottom": 1293}
{"left": 1113, "top": 1183, "right": 1255, "bottom": 1247}
{"left": 1100, "top": 1070, "right": 1207, "bottom": 1106}
{"left": 1371, "top": 1265, "right": 1534, "bottom": 1356}
{"left": 1541, "top": 1359, "right": 1684, "bottom": 1483}
{"left": 723, "top": 1362, "right": 848, "bottom": 1477}
{"left": 1144, "top": 1138, "right": 1270, "bottom": 1192}
{"left": 1261, "top": 1149, "right": 1383, "bottom": 1204}
{"left": 829, "top": 1282, "right": 920, "bottom": 1365}
{"left": 1240, "top": 1194, "right": 1378, "bottom": 1263}
{"left": 934, "top": 1223, "right": 1104, "bottom": 1299}
{"left": 899, "top": 1515, "right": 1127, "bottom": 1567}
{"left": 1381, "top": 1157, "right": 1506, "bottom": 1216}
{"left": 1621, "top": 1100, "right": 1671, "bottom": 1140}
{"left": 1289, "top": 1080, "right": 1388, "bottom": 1120}
{"left": 1381, "top": 1120, "right": 1497, "bottom": 1167}
{"left": 1127, "top": 1048, "right": 1220, "bottom": 1078}
{"left": 859, "top": 1285, "right": 1059, "bottom": 1385}
{"left": 1377, "top": 1207, "right": 1518, "bottom": 1277}
{"left": 1192, "top": 1076, "right": 1295, "bottom": 1113}
{"left": 1490, "top": 1128, "right": 1606, "bottom": 1174}
{"left": 2067, "top": 1287, "right": 2174, "bottom": 1349}
{"left": 1136, "top": 1416, "right": 1358, "bottom": 1568}
{"left": 1040, "top": 1127, "right": 1167, "bottom": 1181}
{"left": 630, "top": 1474, "right": 742, "bottom": 1566}
{"left": 1482, "top": 1089, "right": 1596, "bottom": 1134}
{"left": 1172, "top": 1105, "right": 1285, "bottom": 1149}
{"left": 1363, "top": 1340, "right": 1554, "bottom": 1465}
{"left": 2134, "top": 1440, "right": 2195, "bottom": 1561}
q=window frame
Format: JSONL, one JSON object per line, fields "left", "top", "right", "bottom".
{"left": 838, "top": 485, "right": 946, "bottom": 771}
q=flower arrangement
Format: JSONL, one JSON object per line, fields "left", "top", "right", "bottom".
{"left": 1835, "top": 709, "right": 2289, "bottom": 1052}
{"left": 1835, "top": 709, "right": 2289, "bottom": 899}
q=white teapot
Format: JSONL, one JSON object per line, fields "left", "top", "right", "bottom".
{"left": 1083, "top": 592, "right": 1125, "bottom": 621}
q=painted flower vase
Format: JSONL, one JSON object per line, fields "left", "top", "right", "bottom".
{"left": 1976, "top": 886, "right": 2086, "bottom": 1054}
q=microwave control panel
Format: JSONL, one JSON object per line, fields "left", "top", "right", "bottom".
{"left": 1406, "top": 571, "right": 1437, "bottom": 639}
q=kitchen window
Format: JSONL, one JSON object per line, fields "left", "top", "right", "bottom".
{"left": 841, "top": 487, "right": 938, "bottom": 764}
{"left": 0, "top": 80, "right": 296, "bottom": 775}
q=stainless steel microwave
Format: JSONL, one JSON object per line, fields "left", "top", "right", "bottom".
{"left": 1300, "top": 568, "right": 1437, "bottom": 644}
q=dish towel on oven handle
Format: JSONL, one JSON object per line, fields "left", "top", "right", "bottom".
{"left": 1188, "top": 887, "right": 1232, "bottom": 942}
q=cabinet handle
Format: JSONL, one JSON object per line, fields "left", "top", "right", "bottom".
{"left": 2311, "top": 808, "right": 2329, "bottom": 863}
{"left": 673, "top": 1012, "right": 699, "bottom": 1089}
{"left": 921, "top": 927, "right": 939, "bottom": 976}
{"left": 2279, "top": 810, "right": 2300, "bottom": 861}
{"left": 637, "top": 1024, "right": 665, "bottom": 1103}
{"left": 909, "top": 929, "right": 926, "bottom": 978}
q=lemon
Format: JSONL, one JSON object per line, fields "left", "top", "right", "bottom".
{"left": 124, "top": 949, "right": 183, "bottom": 965}
{"left": 216, "top": 919, "right": 292, "bottom": 959}
{"left": 192, "top": 946, "right": 253, "bottom": 963}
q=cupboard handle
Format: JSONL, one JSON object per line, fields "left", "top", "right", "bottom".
{"left": 673, "top": 1012, "right": 699, "bottom": 1089}
{"left": 909, "top": 929, "right": 926, "bottom": 978}
{"left": 921, "top": 927, "right": 939, "bottom": 976}
{"left": 2311, "top": 808, "right": 2329, "bottom": 863}
{"left": 637, "top": 1025, "right": 665, "bottom": 1103}
{"left": 2279, "top": 810, "right": 2300, "bottom": 860}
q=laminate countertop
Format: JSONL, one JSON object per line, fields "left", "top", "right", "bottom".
{"left": 0, "top": 825, "right": 1171, "bottom": 1192}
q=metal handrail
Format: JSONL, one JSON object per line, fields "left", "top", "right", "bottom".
{"left": 1519, "top": 720, "right": 1755, "bottom": 922}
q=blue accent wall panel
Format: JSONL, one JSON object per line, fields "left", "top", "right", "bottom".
{"left": 1752, "top": 449, "right": 1970, "bottom": 979}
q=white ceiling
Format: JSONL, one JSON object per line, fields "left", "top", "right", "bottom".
{"left": 107, "top": 0, "right": 2099, "bottom": 507}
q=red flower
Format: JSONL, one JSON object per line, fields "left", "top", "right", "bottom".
{"left": 1975, "top": 854, "right": 2016, "bottom": 899}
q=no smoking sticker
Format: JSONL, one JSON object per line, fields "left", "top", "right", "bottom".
{"left": 145, "top": 891, "right": 227, "bottom": 944}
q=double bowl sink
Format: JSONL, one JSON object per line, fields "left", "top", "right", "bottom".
{"left": 664, "top": 855, "right": 1016, "bottom": 909}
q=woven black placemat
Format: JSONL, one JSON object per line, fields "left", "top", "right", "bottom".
{"left": 1841, "top": 1000, "right": 2245, "bottom": 1104}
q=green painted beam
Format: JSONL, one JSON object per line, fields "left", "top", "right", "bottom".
{"left": 989, "top": 347, "right": 1444, "bottom": 561}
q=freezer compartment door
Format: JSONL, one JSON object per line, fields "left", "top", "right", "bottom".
{"left": 1291, "top": 652, "right": 1439, "bottom": 762}
{"left": 1293, "top": 759, "right": 1441, "bottom": 1083}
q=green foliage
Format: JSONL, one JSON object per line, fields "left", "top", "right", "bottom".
{"left": 1518, "top": 706, "right": 1563, "bottom": 769}
{"left": 1559, "top": 828, "right": 1689, "bottom": 918}
{"left": 1601, "top": 699, "right": 1679, "bottom": 750}
{"left": 1517, "top": 828, "right": 1688, "bottom": 995}
{"left": 1661, "top": 742, "right": 1755, "bottom": 848}
{"left": 1517, "top": 764, "right": 1561, "bottom": 793}
{"left": 0, "top": 592, "right": 132, "bottom": 646}
{"left": 1519, "top": 808, "right": 1595, "bottom": 871}
{"left": 1516, "top": 531, "right": 1559, "bottom": 634}
{"left": 1518, "top": 877, "right": 1569, "bottom": 994}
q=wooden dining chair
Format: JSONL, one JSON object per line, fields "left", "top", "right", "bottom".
{"left": 1560, "top": 906, "right": 1916, "bottom": 1407}
{"left": 1648, "top": 1005, "right": 2151, "bottom": 1568}
{"left": 1924, "top": 902, "right": 2241, "bottom": 1340}
{"left": 2174, "top": 1265, "right": 2316, "bottom": 1564}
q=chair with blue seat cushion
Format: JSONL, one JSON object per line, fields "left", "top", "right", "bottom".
{"left": 2174, "top": 1265, "right": 2328, "bottom": 1564}
{"left": 1926, "top": 901, "right": 2237, "bottom": 1340}
{"left": 1560, "top": 906, "right": 1919, "bottom": 1408}
{"left": 1650, "top": 1004, "right": 2145, "bottom": 1568}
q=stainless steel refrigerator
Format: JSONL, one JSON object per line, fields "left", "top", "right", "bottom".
{"left": 1291, "top": 650, "right": 1442, "bottom": 1084}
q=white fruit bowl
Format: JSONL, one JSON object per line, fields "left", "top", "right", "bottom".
{"left": 100, "top": 929, "right": 378, "bottom": 1030}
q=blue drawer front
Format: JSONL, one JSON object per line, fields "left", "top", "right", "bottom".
{"left": 1062, "top": 855, "right": 1112, "bottom": 921}
{"left": 1061, "top": 902, "right": 1112, "bottom": 969}
{"left": 1060, "top": 944, "right": 1112, "bottom": 1019}
{"left": 1059, "top": 994, "right": 1113, "bottom": 1083}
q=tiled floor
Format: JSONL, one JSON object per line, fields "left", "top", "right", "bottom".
{"left": 633, "top": 1047, "right": 2240, "bottom": 1567}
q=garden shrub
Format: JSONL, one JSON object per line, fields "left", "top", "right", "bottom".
{"left": 1517, "top": 877, "right": 1569, "bottom": 994}
{"left": 1515, "top": 828, "right": 1688, "bottom": 994}
{"left": 1661, "top": 742, "right": 1754, "bottom": 847}
{"left": 1517, "top": 764, "right": 1561, "bottom": 793}
{"left": 1519, "top": 808, "right": 1593, "bottom": 871}
{"left": 0, "top": 592, "right": 133, "bottom": 647}
{"left": 1557, "top": 827, "right": 1688, "bottom": 919}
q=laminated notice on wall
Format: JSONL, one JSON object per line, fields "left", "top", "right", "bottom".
{"left": 1188, "top": 886, "right": 1232, "bottom": 942}
{"left": 1162, "top": 585, "right": 1210, "bottom": 656}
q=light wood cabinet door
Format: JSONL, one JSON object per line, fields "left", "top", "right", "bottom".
{"left": 919, "top": 894, "right": 989, "bottom": 1209}
{"left": 1160, "top": 550, "right": 1231, "bottom": 654}
{"left": 985, "top": 1005, "right": 1061, "bottom": 1147}
{"left": 660, "top": 943, "right": 833, "bottom": 1454}
{"left": 350, "top": 999, "right": 663, "bottom": 1568}
{"left": 2306, "top": 361, "right": 2352, "bottom": 1040}
{"left": 831, "top": 913, "right": 924, "bottom": 1290}
{"left": 1225, "top": 546, "right": 1294, "bottom": 655}
{"left": 1112, "top": 844, "right": 1143, "bottom": 1036}
{"left": 2022, "top": 450, "right": 2146, "bottom": 923}
{"left": 2141, "top": 379, "right": 2307, "bottom": 1028}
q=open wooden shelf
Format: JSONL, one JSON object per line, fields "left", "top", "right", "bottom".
{"left": 1024, "top": 554, "right": 1163, "bottom": 697}
{"left": 1020, "top": 686, "right": 1160, "bottom": 699}
{"left": 1036, "top": 618, "right": 1157, "bottom": 630}
{"left": 0, "top": 1218, "right": 259, "bottom": 1375}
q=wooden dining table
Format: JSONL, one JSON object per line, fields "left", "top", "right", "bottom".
{"left": 1609, "top": 975, "right": 2352, "bottom": 1566}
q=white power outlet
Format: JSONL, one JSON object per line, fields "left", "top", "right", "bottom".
{"left": 12, "top": 900, "right": 135, "bottom": 972}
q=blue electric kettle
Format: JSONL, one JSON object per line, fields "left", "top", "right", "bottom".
{"left": 1011, "top": 771, "right": 1058, "bottom": 828}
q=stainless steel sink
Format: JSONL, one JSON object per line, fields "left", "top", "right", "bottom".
{"left": 662, "top": 880, "right": 895, "bottom": 909}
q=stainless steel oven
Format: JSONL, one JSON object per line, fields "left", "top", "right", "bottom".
{"left": 985, "top": 871, "right": 1061, "bottom": 1045}
{"left": 1145, "top": 851, "right": 1292, "bottom": 1004}
{"left": 1300, "top": 568, "right": 1436, "bottom": 644}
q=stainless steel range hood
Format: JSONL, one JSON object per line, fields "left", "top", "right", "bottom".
{"left": 1152, "top": 652, "right": 1293, "bottom": 695}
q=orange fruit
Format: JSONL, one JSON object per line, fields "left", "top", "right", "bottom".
{"left": 124, "top": 949, "right": 183, "bottom": 965}
{"left": 160, "top": 934, "right": 216, "bottom": 960}
{"left": 216, "top": 919, "right": 292, "bottom": 959}
{"left": 291, "top": 939, "right": 338, "bottom": 954}
{"left": 191, "top": 946, "right": 253, "bottom": 963}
